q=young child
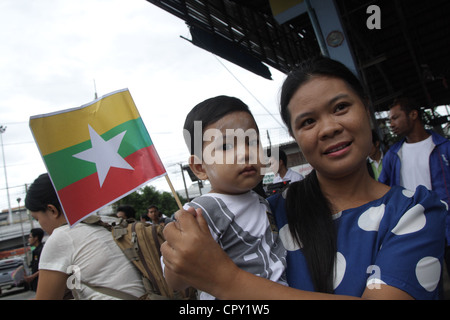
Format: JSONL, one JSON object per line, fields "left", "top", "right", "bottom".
{"left": 167, "top": 95, "right": 287, "bottom": 300}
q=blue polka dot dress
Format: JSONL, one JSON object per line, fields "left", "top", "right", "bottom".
{"left": 268, "top": 185, "right": 447, "bottom": 299}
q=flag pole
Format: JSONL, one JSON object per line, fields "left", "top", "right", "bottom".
{"left": 165, "top": 175, "right": 183, "bottom": 209}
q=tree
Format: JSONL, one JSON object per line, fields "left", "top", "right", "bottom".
{"left": 115, "top": 185, "right": 186, "bottom": 219}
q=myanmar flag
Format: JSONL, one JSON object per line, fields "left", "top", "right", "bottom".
{"left": 29, "top": 89, "right": 166, "bottom": 226}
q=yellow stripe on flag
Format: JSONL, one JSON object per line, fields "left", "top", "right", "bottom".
{"left": 30, "top": 89, "right": 140, "bottom": 156}
{"left": 269, "top": 0, "right": 304, "bottom": 16}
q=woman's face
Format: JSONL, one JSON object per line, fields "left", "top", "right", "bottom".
{"left": 30, "top": 206, "right": 62, "bottom": 235}
{"left": 287, "top": 76, "right": 372, "bottom": 179}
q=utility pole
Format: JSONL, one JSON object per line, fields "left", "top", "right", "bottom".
{"left": 17, "top": 197, "right": 28, "bottom": 265}
{"left": 25, "top": 183, "right": 34, "bottom": 228}
{"left": 305, "top": 0, "right": 330, "bottom": 58}
{"left": 93, "top": 79, "right": 98, "bottom": 100}
{"left": 0, "top": 126, "right": 13, "bottom": 224}
{"left": 179, "top": 163, "right": 190, "bottom": 201}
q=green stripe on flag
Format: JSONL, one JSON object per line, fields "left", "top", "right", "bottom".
{"left": 44, "top": 117, "right": 152, "bottom": 190}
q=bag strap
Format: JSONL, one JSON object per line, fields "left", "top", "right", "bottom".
{"left": 130, "top": 222, "right": 163, "bottom": 295}
{"left": 81, "top": 281, "right": 138, "bottom": 300}
{"left": 152, "top": 224, "right": 162, "bottom": 257}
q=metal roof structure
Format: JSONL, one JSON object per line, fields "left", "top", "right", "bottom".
{"left": 338, "top": 0, "right": 450, "bottom": 117}
{"left": 145, "top": 0, "right": 450, "bottom": 121}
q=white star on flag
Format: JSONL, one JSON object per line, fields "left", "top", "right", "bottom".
{"left": 73, "top": 124, "right": 134, "bottom": 187}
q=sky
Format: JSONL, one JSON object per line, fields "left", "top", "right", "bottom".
{"left": 0, "top": 0, "right": 292, "bottom": 211}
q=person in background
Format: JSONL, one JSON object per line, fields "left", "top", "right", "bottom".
{"left": 379, "top": 97, "right": 450, "bottom": 278}
{"left": 140, "top": 213, "right": 151, "bottom": 223}
{"left": 23, "top": 228, "right": 45, "bottom": 292}
{"left": 147, "top": 205, "right": 170, "bottom": 226}
{"left": 116, "top": 205, "right": 136, "bottom": 220}
{"left": 272, "top": 149, "right": 304, "bottom": 183}
{"left": 367, "top": 129, "right": 383, "bottom": 181}
{"left": 24, "top": 173, "right": 145, "bottom": 300}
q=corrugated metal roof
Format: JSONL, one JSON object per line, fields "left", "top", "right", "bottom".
{"left": 337, "top": 0, "right": 450, "bottom": 115}
{"left": 146, "top": 0, "right": 320, "bottom": 73}
{"left": 145, "top": 0, "right": 450, "bottom": 117}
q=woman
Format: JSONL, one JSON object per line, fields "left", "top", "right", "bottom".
{"left": 25, "top": 173, "right": 145, "bottom": 299}
{"left": 161, "top": 57, "right": 446, "bottom": 299}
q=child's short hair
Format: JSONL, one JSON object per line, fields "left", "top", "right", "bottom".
{"left": 183, "top": 95, "right": 254, "bottom": 157}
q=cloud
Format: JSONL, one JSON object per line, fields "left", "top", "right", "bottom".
{"left": 0, "top": 0, "right": 288, "bottom": 211}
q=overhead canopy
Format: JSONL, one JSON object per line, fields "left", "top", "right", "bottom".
{"left": 145, "top": 0, "right": 450, "bottom": 116}
{"left": 145, "top": 0, "right": 320, "bottom": 74}
{"left": 188, "top": 25, "right": 273, "bottom": 79}
{"left": 337, "top": 0, "right": 450, "bottom": 116}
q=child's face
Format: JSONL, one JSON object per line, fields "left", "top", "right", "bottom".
{"left": 287, "top": 76, "right": 372, "bottom": 180}
{"left": 200, "top": 111, "right": 264, "bottom": 195}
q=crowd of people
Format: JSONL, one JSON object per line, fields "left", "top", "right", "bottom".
{"left": 22, "top": 57, "right": 449, "bottom": 300}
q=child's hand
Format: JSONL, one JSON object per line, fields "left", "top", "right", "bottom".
{"left": 171, "top": 206, "right": 202, "bottom": 221}
{"left": 161, "top": 207, "right": 236, "bottom": 297}
{"left": 184, "top": 206, "right": 202, "bottom": 218}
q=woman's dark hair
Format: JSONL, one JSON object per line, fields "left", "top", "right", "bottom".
{"left": 183, "top": 95, "right": 254, "bottom": 157}
{"left": 285, "top": 171, "right": 336, "bottom": 293}
{"left": 25, "top": 173, "right": 62, "bottom": 213}
{"left": 279, "top": 57, "right": 367, "bottom": 293}
{"left": 117, "top": 205, "right": 136, "bottom": 219}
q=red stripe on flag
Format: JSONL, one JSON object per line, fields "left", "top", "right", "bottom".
{"left": 57, "top": 145, "right": 166, "bottom": 225}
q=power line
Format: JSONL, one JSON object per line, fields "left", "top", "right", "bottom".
{"left": 3, "top": 141, "right": 35, "bottom": 146}
{"left": 0, "top": 121, "right": 28, "bottom": 125}
{"left": 211, "top": 55, "right": 286, "bottom": 129}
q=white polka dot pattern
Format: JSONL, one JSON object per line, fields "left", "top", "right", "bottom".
{"left": 333, "top": 252, "right": 346, "bottom": 290}
{"left": 357, "top": 205, "right": 385, "bottom": 231}
{"left": 391, "top": 204, "right": 426, "bottom": 235}
{"left": 415, "top": 257, "right": 441, "bottom": 292}
{"left": 279, "top": 224, "right": 302, "bottom": 251}
{"left": 270, "top": 185, "right": 446, "bottom": 298}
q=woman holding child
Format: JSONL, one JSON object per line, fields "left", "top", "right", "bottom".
{"left": 161, "top": 57, "right": 447, "bottom": 299}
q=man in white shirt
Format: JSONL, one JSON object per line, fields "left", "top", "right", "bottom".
{"left": 272, "top": 150, "right": 304, "bottom": 184}
{"left": 379, "top": 97, "right": 450, "bottom": 280}
{"left": 381, "top": 98, "right": 436, "bottom": 191}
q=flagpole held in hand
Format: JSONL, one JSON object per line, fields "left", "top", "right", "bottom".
{"left": 165, "top": 175, "right": 183, "bottom": 210}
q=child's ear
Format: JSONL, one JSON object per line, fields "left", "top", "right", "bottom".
{"left": 188, "top": 155, "right": 208, "bottom": 180}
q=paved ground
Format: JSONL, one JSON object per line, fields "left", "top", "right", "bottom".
{"left": 0, "top": 266, "right": 448, "bottom": 300}
{"left": 0, "top": 287, "right": 35, "bottom": 300}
